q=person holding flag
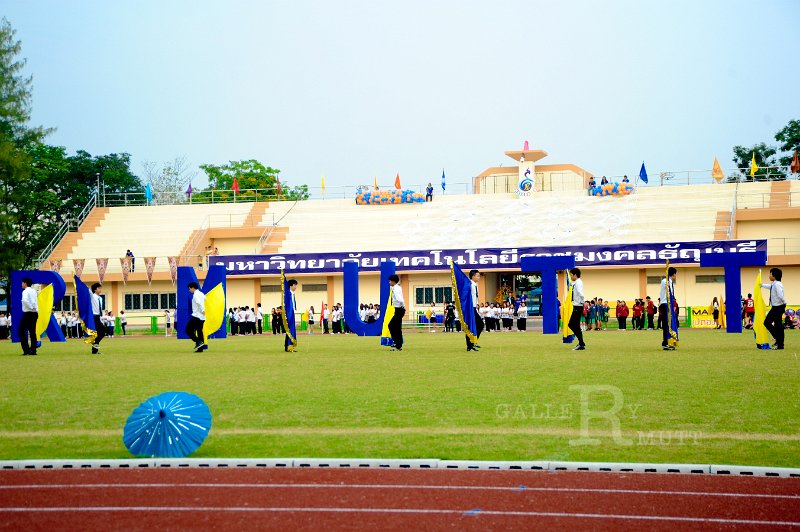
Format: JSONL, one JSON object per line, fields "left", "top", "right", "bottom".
{"left": 451, "top": 264, "right": 482, "bottom": 352}
{"left": 566, "top": 268, "right": 586, "bottom": 351}
{"left": 19, "top": 277, "right": 38, "bottom": 356}
{"left": 89, "top": 282, "right": 106, "bottom": 354}
{"left": 386, "top": 274, "right": 405, "bottom": 351}
{"left": 281, "top": 271, "right": 298, "bottom": 352}
{"left": 752, "top": 271, "right": 772, "bottom": 349}
{"left": 659, "top": 265, "right": 679, "bottom": 350}
{"left": 760, "top": 268, "right": 786, "bottom": 350}
{"left": 187, "top": 281, "right": 206, "bottom": 352}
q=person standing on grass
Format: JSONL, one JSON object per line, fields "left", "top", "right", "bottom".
{"left": 744, "top": 293, "right": 755, "bottom": 329}
{"left": 19, "top": 277, "right": 38, "bottom": 356}
{"left": 256, "top": 303, "right": 263, "bottom": 334}
{"left": 164, "top": 309, "right": 171, "bottom": 336}
{"left": 283, "top": 279, "right": 298, "bottom": 352}
{"left": 712, "top": 297, "right": 721, "bottom": 329}
{"left": 307, "top": 306, "right": 315, "bottom": 334}
{"left": 659, "top": 267, "right": 678, "bottom": 350}
{"left": 387, "top": 274, "right": 405, "bottom": 351}
{"left": 187, "top": 281, "right": 207, "bottom": 352}
{"left": 646, "top": 296, "right": 656, "bottom": 330}
{"left": 0, "top": 312, "right": 9, "bottom": 340}
{"left": 120, "top": 310, "right": 127, "bottom": 336}
{"left": 761, "top": 268, "right": 787, "bottom": 350}
{"left": 90, "top": 283, "right": 105, "bottom": 355}
{"left": 568, "top": 268, "right": 586, "bottom": 351}
{"left": 466, "top": 270, "right": 484, "bottom": 351}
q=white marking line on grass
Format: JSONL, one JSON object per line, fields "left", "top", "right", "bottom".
{"left": 2, "top": 427, "right": 800, "bottom": 441}
{"left": 2, "top": 483, "right": 798, "bottom": 500}
{"left": 0, "top": 506, "right": 798, "bottom": 526}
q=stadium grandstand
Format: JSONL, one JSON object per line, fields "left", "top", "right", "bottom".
{"left": 39, "top": 147, "right": 800, "bottom": 330}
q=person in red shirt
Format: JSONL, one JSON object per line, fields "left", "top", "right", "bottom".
{"left": 618, "top": 300, "right": 630, "bottom": 330}
{"left": 633, "top": 299, "right": 644, "bottom": 330}
{"left": 744, "top": 293, "right": 755, "bottom": 329}
{"left": 645, "top": 296, "right": 656, "bottom": 330}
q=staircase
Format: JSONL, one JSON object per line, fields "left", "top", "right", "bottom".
{"left": 45, "top": 207, "right": 110, "bottom": 265}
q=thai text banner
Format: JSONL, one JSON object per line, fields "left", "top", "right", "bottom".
{"left": 212, "top": 240, "right": 767, "bottom": 275}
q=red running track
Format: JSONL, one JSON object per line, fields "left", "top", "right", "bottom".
{"left": 1, "top": 468, "right": 799, "bottom": 531}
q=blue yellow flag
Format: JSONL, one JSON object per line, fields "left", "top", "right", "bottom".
{"left": 753, "top": 270, "right": 770, "bottom": 349}
{"left": 562, "top": 281, "right": 574, "bottom": 344}
{"left": 74, "top": 275, "right": 97, "bottom": 344}
{"left": 281, "top": 269, "right": 297, "bottom": 351}
{"left": 450, "top": 261, "right": 478, "bottom": 345}
{"left": 380, "top": 291, "right": 396, "bottom": 347}
{"left": 35, "top": 283, "right": 54, "bottom": 341}
{"left": 202, "top": 283, "right": 225, "bottom": 341}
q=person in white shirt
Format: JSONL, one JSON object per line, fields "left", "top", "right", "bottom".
{"left": 568, "top": 268, "right": 586, "bottom": 350}
{"left": 307, "top": 306, "right": 315, "bottom": 335}
{"left": 0, "top": 312, "right": 9, "bottom": 340}
{"left": 247, "top": 306, "right": 257, "bottom": 334}
{"left": 387, "top": 274, "right": 405, "bottom": 350}
{"left": 19, "top": 277, "right": 39, "bottom": 355}
{"left": 90, "top": 282, "right": 105, "bottom": 355}
{"left": 466, "top": 269, "right": 483, "bottom": 351}
{"left": 59, "top": 312, "right": 68, "bottom": 338}
{"left": 284, "top": 279, "right": 298, "bottom": 351}
{"left": 256, "top": 303, "right": 263, "bottom": 334}
{"left": 659, "top": 267, "right": 677, "bottom": 350}
{"left": 761, "top": 267, "right": 787, "bottom": 350}
{"left": 322, "top": 304, "right": 330, "bottom": 334}
{"left": 120, "top": 310, "right": 127, "bottom": 336}
{"left": 164, "top": 309, "right": 171, "bottom": 336}
{"left": 517, "top": 302, "right": 527, "bottom": 331}
{"left": 187, "top": 281, "right": 207, "bottom": 352}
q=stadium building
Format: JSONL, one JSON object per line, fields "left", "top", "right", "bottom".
{"left": 40, "top": 147, "right": 800, "bottom": 330}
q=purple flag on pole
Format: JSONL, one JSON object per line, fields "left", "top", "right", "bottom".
{"left": 185, "top": 183, "right": 193, "bottom": 197}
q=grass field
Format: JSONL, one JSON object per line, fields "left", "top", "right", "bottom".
{"left": 0, "top": 327, "right": 798, "bottom": 466}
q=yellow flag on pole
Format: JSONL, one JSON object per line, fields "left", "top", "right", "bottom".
{"left": 373, "top": 176, "right": 378, "bottom": 190}
{"left": 753, "top": 270, "right": 771, "bottom": 349}
{"left": 321, "top": 176, "right": 325, "bottom": 195}
{"left": 750, "top": 152, "right": 759, "bottom": 178}
{"left": 712, "top": 157, "right": 724, "bottom": 182}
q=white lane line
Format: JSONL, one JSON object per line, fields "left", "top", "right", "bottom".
{"left": 0, "top": 483, "right": 798, "bottom": 499}
{"left": 0, "top": 506, "right": 798, "bottom": 526}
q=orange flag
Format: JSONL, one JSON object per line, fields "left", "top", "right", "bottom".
{"left": 791, "top": 150, "right": 800, "bottom": 175}
{"left": 232, "top": 177, "right": 240, "bottom": 194}
{"left": 711, "top": 157, "right": 724, "bottom": 183}
{"left": 394, "top": 173, "right": 401, "bottom": 190}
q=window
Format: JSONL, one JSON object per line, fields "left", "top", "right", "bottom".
{"left": 125, "top": 292, "right": 176, "bottom": 311}
{"left": 261, "top": 285, "right": 281, "bottom": 293}
{"left": 696, "top": 275, "right": 725, "bottom": 284}
{"left": 54, "top": 295, "right": 75, "bottom": 312}
{"left": 302, "top": 283, "right": 327, "bottom": 292}
{"left": 646, "top": 276, "right": 662, "bottom": 284}
{"left": 125, "top": 293, "right": 141, "bottom": 311}
{"left": 415, "top": 286, "right": 452, "bottom": 305}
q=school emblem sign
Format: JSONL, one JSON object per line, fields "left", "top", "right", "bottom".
{"left": 517, "top": 168, "right": 535, "bottom": 197}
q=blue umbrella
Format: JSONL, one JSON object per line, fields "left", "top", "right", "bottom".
{"left": 123, "top": 391, "right": 212, "bottom": 458}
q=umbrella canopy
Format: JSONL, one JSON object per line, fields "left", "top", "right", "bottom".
{"left": 123, "top": 391, "right": 212, "bottom": 458}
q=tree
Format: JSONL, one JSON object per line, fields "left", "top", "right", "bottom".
{"left": 729, "top": 143, "right": 780, "bottom": 181}
{"left": 141, "top": 156, "right": 196, "bottom": 205}
{"left": 197, "top": 159, "right": 308, "bottom": 202}
{"left": 775, "top": 119, "right": 800, "bottom": 167}
{"left": 0, "top": 17, "right": 50, "bottom": 289}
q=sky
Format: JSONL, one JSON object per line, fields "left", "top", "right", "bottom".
{"left": 4, "top": 0, "right": 800, "bottom": 195}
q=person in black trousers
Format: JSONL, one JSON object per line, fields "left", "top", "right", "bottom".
{"left": 761, "top": 267, "right": 787, "bottom": 350}
{"left": 387, "top": 274, "right": 405, "bottom": 351}
{"left": 659, "top": 267, "right": 677, "bottom": 350}
{"left": 187, "top": 281, "right": 207, "bottom": 352}
{"left": 466, "top": 270, "right": 484, "bottom": 351}
{"left": 568, "top": 268, "right": 586, "bottom": 351}
{"left": 19, "top": 277, "right": 39, "bottom": 356}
